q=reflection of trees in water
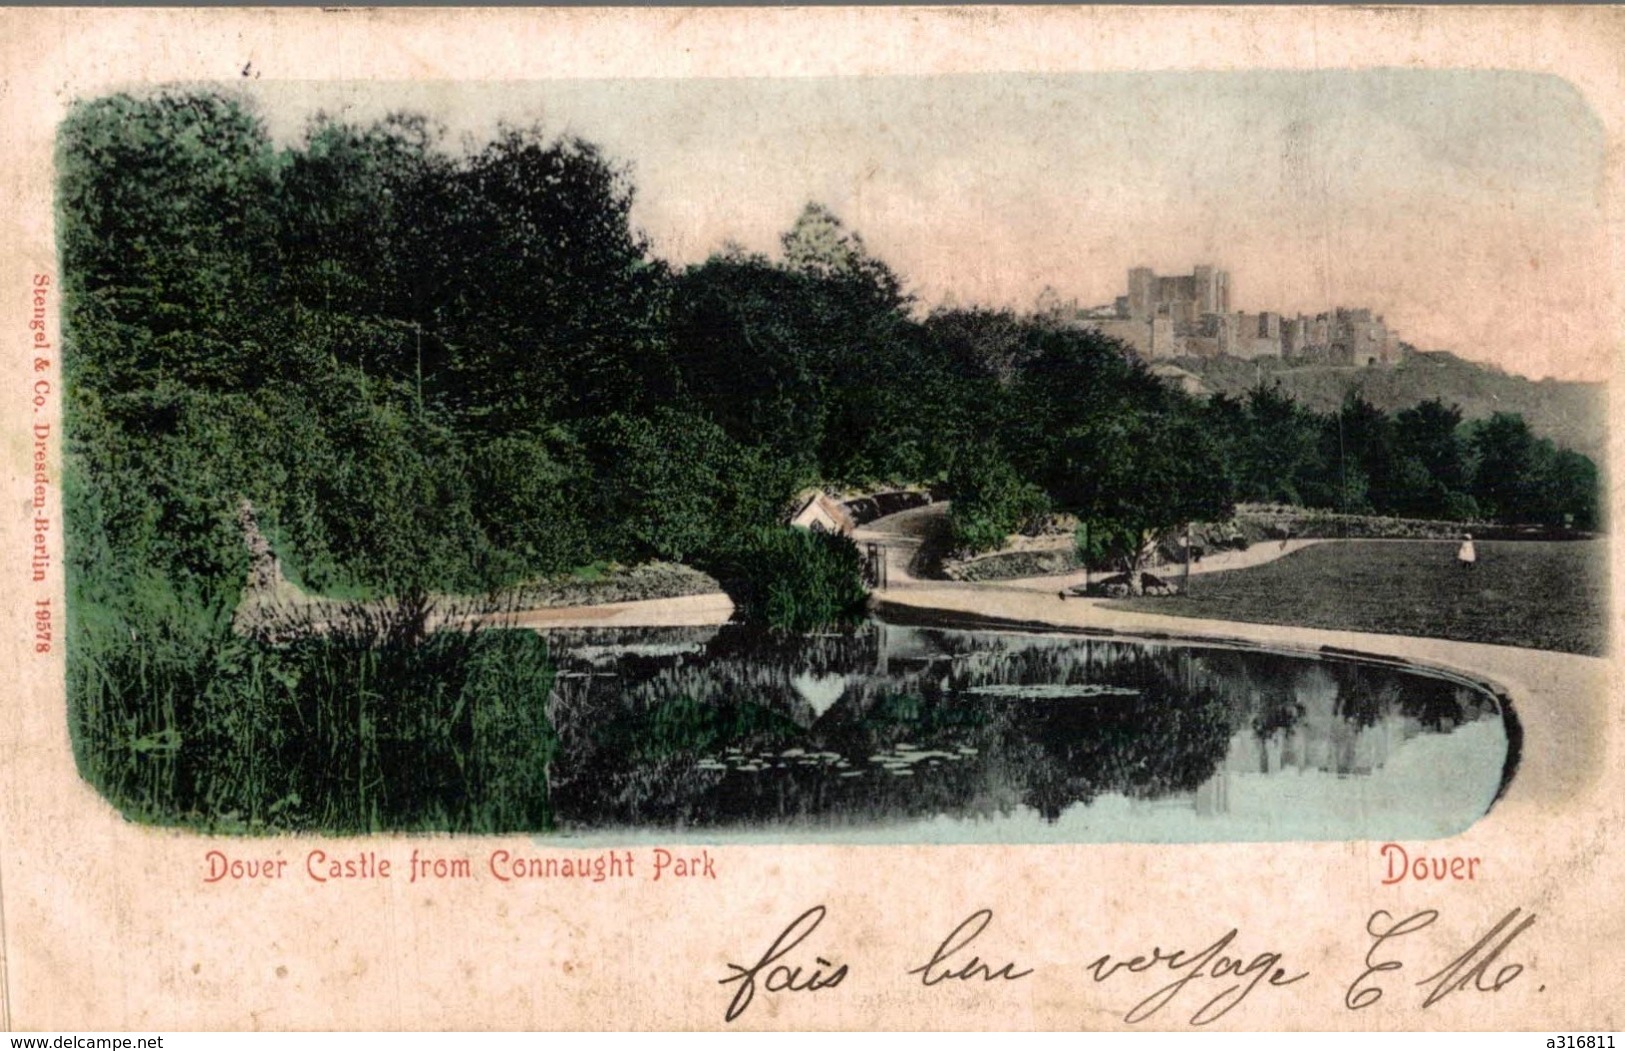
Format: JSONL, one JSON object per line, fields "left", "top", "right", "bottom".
{"left": 551, "top": 626, "right": 1240, "bottom": 829}
{"left": 545, "top": 624, "right": 1498, "bottom": 831}
{"left": 1188, "top": 649, "right": 1306, "bottom": 740}
{"left": 551, "top": 692, "right": 1006, "bottom": 830}
{"left": 1169, "top": 649, "right": 1498, "bottom": 778}
{"left": 1001, "top": 683, "right": 1235, "bottom": 822}
{"left": 1330, "top": 663, "right": 1492, "bottom": 732}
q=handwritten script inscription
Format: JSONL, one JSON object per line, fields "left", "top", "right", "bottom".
{"left": 717, "top": 905, "right": 1537, "bottom": 1025}
{"left": 909, "top": 910, "right": 1033, "bottom": 987}
{"left": 1086, "top": 928, "right": 1308, "bottom": 1025}
{"left": 1345, "top": 907, "right": 1535, "bottom": 1011}
{"left": 719, "top": 905, "right": 849, "bottom": 1023}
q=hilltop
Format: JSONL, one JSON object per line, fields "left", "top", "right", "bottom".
{"left": 1171, "top": 350, "right": 1607, "bottom": 463}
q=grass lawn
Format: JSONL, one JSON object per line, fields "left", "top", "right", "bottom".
{"left": 1106, "top": 539, "right": 1609, "bottom": 656}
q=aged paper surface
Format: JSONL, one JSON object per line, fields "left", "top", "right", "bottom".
{"left": 1, "top": 6, "right": 1621, "bottom": 1031}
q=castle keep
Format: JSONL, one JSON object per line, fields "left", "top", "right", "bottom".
{"left": 1080, "top": 265, "right": 1404, "bottom": 365}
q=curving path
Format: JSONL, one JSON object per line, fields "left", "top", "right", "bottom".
{"left": 852, "top": 501, "right": 1329, "bottom": 594}
{"left": 850, "top": 502, "right": 948, "bottom": 585}
{"left": 999, "top": 537, "right": 1325, "bottom": 593}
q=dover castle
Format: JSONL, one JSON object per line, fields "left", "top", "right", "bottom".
{"left": 1070, "top": 265, "right": 1406, "bottom": 366}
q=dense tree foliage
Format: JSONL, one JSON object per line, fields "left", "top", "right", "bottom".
{"left": 63, "top": 89, "right": 1604, "bottom": 611}
{"left": 58, "top": 89, "right": 1603, "bottom": 828}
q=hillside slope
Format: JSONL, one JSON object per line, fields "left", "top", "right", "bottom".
{"left": 1174, "top": 351, "right": 1607, "bottom": 462}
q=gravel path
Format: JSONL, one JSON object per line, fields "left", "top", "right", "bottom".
{"left": 853, "top": 502, "right": 1331, "bottom": 594}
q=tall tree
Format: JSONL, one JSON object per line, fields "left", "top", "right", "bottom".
{"left": 1391, "top": 398, "right": 1468, "bottom": 518}
{"left": 1469, "top": 412, "right": 1541, "bottom": 523}
{"left": 58, "top": 91, "right": 282, "bottom": 394}
{"left": 1057, "top": 408, "right": 1235, "bottom": 591}
{"left": 1394, "top": 399, "right": 1467, "bottom": 491}
{"left": 1540, "top": 448, "right": 1602, "bottom": 531}
{"left": 432, "top": 127, "right": 672, "bottom": 431}
{"left": 780, "top": 201, "right": 906, "bottom": 311}
{"left": 1236, "top": 383, "right": 1323, "bottom": 505}
{"left": 278, "top": 113, "right": 452, "bottom": 323}
{"left": 1016, "top": 338, "right": 1234, "bottom": 591}
{"left": 668, "top": 256, "right": 832, "bottom": 469}
{"left": 670, "top": 206, "right": 918, "bottom": 482}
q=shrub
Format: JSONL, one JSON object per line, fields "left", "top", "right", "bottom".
{"left": 701, "top": 526, "right": 869, "bottom": 633}
{"left": 946, "top": 446, "right": 1050, "bottom": 555}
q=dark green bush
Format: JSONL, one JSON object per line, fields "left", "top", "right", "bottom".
{"left": 946, "top": 445, "right": 1050, "bottom": 555}
{"left": 701, "top": 526, "right": 869, "bottom": 633}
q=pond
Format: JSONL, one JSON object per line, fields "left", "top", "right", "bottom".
{"left": 543, "top": 619, "right": 1514, "bottom": 844}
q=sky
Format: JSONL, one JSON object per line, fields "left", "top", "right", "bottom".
{"left": 249, "top": 71, "right": 1612, "bottom": 382}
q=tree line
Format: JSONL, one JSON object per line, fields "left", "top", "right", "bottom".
{"left": 62, "top": 92, "right": 1601, "bottom": 617}
{"left": 57, "top": 90, "right": 1601, "bottom": 830}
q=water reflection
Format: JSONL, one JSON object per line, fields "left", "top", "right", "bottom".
{"left": 543, "top": 622, "right": 1508, "bottom": 844}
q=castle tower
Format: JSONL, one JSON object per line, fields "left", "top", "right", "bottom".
{"left": 1193, "top": 265, "right": 1217, "bottom": 314}
{"left": 1127, "top": 267, "right": 1156, "bottom": 319}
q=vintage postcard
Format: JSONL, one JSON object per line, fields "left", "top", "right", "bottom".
{"left": 1, "top": 5, "right": 1621, "bottom": 1032}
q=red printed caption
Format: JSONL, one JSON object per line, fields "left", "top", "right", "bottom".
{"left": 1379, "top": 843, "right": 1482, "bottom": 885}
{"left": 29, "top": 274, "right": 53, "bottom": 654}
{"left": 205, "top": 847, "right": 717, "bottom": 884}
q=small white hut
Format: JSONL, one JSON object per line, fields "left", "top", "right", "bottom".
{"left": 787, "top": 490, "right": 856, "bottom": 535}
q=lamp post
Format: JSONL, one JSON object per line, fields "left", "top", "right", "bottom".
{"left": 1183, "top": 522, "right": 1192, "bottom": 595}
{"left": 1081, "top": 521, "right": 1089, "bottom": 597}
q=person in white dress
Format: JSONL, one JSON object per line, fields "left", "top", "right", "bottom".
{"left": 1457, "top": 533, "right": 1477, "bottom": 570}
